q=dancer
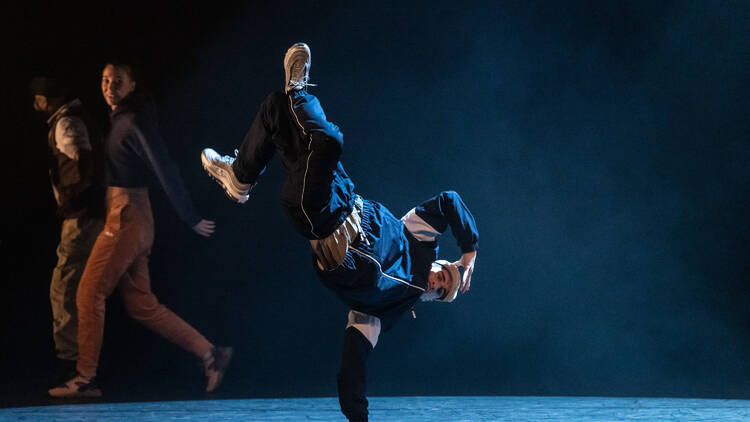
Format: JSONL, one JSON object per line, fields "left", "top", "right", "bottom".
{"left": 30, "top": 76, "right": 105, "bottom": 377}
{"left": 201, "top": 43, "right": 478, "bottom": 422}
{"left": 49, "top": 61, "right": 232, "bottom": 398}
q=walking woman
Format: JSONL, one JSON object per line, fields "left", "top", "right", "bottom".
{"left": 49, "top": 61, "right": 231, "bottom": 397}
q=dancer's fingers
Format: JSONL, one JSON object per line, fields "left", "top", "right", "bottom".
{"left": 460, "top": 266, "right": 473, "bottom": 293}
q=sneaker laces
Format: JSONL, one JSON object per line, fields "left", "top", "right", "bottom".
{"left": 288, "top": 80, "right": 318, "bottom": 90}
{"left": 57, "top": 374, "right": 92, "bottom": 388}
{"left": 214, "top": 150, "right": 237, "bottom": 166}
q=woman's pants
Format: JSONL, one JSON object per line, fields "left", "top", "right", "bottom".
{"left": 76, "top": 187, "right": 212, "bottom": 378}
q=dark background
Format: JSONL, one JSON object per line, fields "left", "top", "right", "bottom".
{"left": 3, "top": 0, "right": 750, "bottom": 408}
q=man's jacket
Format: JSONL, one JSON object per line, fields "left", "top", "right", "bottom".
{"left": 315, "top": 190, "right": 479, "bottom": 330}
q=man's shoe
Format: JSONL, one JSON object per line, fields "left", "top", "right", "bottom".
{"left": 201, "top": 149, "right": 251, "bottom": 203}
{"left": 204, "top": 346, "right": 233, "bottom": 393}
{"left": 48, "top": 374, "right": 102, "bottom": 398}
{"left": 284, "top": 43, "right": 314, "bottom": 93}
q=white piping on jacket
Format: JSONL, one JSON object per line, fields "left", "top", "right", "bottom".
{"left": 288, "top": 95, "right": 318, "bottom": 238}
{"left": 349, "top": 246, "right": 425, "bottom": 292}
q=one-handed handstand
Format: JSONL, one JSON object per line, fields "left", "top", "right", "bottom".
{"left": 201, "top": 43, "right": 478, "bottom": 422}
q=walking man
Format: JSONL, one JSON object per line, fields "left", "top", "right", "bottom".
{"left": 31, "top": 76, "right": 105, "bottom": 377}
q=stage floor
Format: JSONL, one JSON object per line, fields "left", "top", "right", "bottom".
{"left": 1, "top": 396, "right": 750, "bottom": 421}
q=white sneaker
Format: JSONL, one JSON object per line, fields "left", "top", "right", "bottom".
{"left": 48, "top": 374, "right": 102, "bottom": 398}
{"left": 201, "top": 148, "right": 251, "bottom": 203}
{"left": 204, "top": 346, "right": 233, "bottom": 393}
{"left": 284, "top": 43, "right": 314, "bottom": 93}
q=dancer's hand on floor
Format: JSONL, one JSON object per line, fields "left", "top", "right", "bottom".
{"left": 193, "top": 219, "right": 216, "bottom": 237}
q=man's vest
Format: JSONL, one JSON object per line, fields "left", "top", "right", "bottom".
{"left": 47, "top": 101, "right": 105, "bottom": 219}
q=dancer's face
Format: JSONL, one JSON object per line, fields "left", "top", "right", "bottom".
{"left": 426, "top": 262, "right": 453, "bottom": 300}
{"left": 101, "top": 64, "right": 136, "bottom": 110}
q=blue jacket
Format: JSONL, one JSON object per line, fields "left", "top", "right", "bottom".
{"left": 315, "top": 190, "right": 478, "bottom": 330}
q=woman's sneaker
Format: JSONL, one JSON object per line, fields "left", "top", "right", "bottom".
{"left": 48, "top": 374, "right": 102, "bottom": 398}
{"left": 201, "top": 148, "right": 251, "bottom": 203}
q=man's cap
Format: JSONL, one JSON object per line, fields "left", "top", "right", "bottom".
{"left": 29, "top": 76, "right": 64, "bottom": 97}
{"left": 434, "top": 260, "right": 461, "bottom": 303}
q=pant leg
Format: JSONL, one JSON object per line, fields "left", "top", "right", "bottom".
{"left": 50, "top": 217, "right": 103, "bottom": 361}
{"left": 232, "top": 93, "right": 283, "bottom": 184}
{"left": 233, "top": 91, "right": 354, "bottom": 238}
{"left": 232, "top": 90, "right": 344, "bottom": 186}
{"left": 289, "top": 91, "right": 345, "bottom": 206}
{"left": 76, "top": 192, "right": 144, "bottom": 378}
{"left": 289, "top": 90, "right": 344, "bottom": 144}
{"left": 289, "top": 91, "right": 356, "bottom": 239}
{"left": 118, "top": 249, "right": 213, "bottom": 359}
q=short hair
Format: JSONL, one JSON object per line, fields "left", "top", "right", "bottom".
{"left": 103, "top": 58, "right": 140, "bottom": 83}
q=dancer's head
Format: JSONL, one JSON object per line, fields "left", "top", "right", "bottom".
{"left": 421, "top": 260, "right": 461, "bottom": 302}
{"left": 101, "top": 61, "right": 137, "bottom": 110}
{"left": 30, "top": 76, "right": 66, "bottom": 115}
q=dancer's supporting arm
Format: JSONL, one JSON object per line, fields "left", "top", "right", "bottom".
{"left": 337, "top": 311, "right": 380, "bottom": 422}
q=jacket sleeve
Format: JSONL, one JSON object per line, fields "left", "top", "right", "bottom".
{"left": 53, "top": 116, "right": 92, "bottom": 189}
{"left": 53, "top": 116, "right": 97, "bottom": 215}
{"left": 133, "top": 116, "right": 201, "bottom": 227}
{"left": 55, "top": 116, "right": 92, "bottom": 159}
{"left": 337, "top": 326, "right": 373, "bottom": 422}
{"left": 401, "top": 190, "right": 479, "bottom": 253}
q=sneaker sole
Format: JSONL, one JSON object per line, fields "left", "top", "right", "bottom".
{"left": 201, "top": 152, "right": 248, "bottom": 204}
{"left": 49, "top": 388, "right": 103, "bottom": 398}
{"left": 284, "top": 43, "right": 311, "bottom": 92}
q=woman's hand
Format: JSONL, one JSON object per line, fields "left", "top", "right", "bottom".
{"left": 192, "top": 219, "right": 216, "bottom": 237}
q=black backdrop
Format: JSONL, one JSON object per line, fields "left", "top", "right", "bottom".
{"left": 3, "top": 0, "right": 750, "bottom": 405}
